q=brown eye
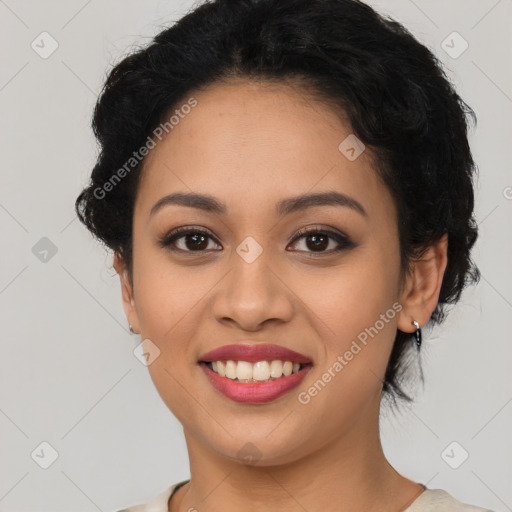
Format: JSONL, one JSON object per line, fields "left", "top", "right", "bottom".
{"left": 159, "top": 228, "right": 222, "bottom": 253}
{"left": 159, "top": 225, "right": 355, "bottom": 256}
{"left": 301, "top": 232, "right": 330, "bottom": 252}
{"left": 288, "top": 227, "right": 355, "bottom": 255}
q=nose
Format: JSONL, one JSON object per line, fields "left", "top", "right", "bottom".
{"left": 211, "top": 244, "right": 295, "bottom": 332}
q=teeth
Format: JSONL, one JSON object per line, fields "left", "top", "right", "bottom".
{"left": 207, "top": 359, "right": 305, "bottom": 382}
{"left": 236, "top": 361, "right": 254, "bottom": 380}
{"left": 252, "top": 361, "right": 270, "bottom": 381}
{"left": 217, "top": 361, "right": 226, "bottom": 377}
{"left": 270, "top": 360, "right": 283, "bottom": 378}
{"left": 225, "top": 360, "right": 237, "bottom": 379}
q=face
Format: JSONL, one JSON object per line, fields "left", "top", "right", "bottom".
{"left": 116, "top": 79, "right": 440, "bottom": 467}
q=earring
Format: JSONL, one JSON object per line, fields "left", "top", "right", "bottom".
{"left": 129, "top": 324, "right": 135, "bottom": 334}
{"left": 412, "top": 320, "right": 422, "bottom": 350}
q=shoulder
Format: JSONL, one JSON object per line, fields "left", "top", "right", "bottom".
{"left": 405, "top": 488, "right": 495, "bottom": 512}
{"left": 114, "top": 480, "right": 189, "bottom": 512}
{"left": 113, "top": 483, "right": 495, "bottom": 512}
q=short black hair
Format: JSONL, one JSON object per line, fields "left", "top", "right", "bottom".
{"left": 75, "top": 0, "right": 480, "bottom": 403}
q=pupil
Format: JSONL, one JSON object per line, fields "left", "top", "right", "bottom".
{"left": 306, "top": 234, "right": 328, "bottom": 251}
{"left": 186, "top": 233, "right": 208, "bottom": 250}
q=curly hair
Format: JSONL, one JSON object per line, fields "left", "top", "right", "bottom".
{"left": 75, "top": 0, "right": 480, "bottom": 403}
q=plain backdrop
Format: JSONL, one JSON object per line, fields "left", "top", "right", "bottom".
{"left": 0, "top": 0, "right": 511, "bottom": 511}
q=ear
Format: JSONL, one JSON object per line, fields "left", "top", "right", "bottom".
{"left": 113, "top": 252, "right": 140, "bottom": 334}
{"left": 397, "top": 234, "right": 448, "bottom": 334}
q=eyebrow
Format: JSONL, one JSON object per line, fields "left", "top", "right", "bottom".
{"left": 150, "top": 191, "right": 367, "bottom": 218}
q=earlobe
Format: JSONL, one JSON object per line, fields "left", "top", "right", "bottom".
{"left": 397, "top": 234, "right": 448, "bottom": 333}
{"left": 113, "top": 252, "right": 140, "bottom": 334}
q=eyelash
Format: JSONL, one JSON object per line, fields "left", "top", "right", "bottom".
{"left": 158, "top": 225, "right": 355, "bottom": 257}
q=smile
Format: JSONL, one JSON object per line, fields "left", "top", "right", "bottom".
{"left": 198, "top": 343, "right": 313, "bottom": 403}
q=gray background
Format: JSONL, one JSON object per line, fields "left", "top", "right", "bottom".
{"left": 0, "top": 0, "right": 511, "bottom": 510}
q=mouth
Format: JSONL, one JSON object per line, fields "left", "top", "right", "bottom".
{"left": 197, "top": 343, "right": 313, "bottom": 403}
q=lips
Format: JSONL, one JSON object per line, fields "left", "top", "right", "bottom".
{"left": 200, "top": 362, "right": 312, "bottom": 403}
{"left": 198, "top": 343, "right": 313, "bottom": 364}
{"left": 198, "top": 343, "right": 313, "bottom": 403}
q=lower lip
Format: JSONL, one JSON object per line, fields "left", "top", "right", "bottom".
{"left": 199, "top": 362, "right": 312, "bottom": 403}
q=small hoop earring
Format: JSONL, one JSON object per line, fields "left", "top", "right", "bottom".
{"left": 412, "top": 320, "right": 422, "bottom": 350}
{"left": 129, "top": 324, "right": 135, "bottom": 335}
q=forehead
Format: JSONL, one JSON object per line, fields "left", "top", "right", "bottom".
{"left": 136, "top": 79, "right": 391, "bottom": 221}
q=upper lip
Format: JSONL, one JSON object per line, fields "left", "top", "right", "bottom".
{"left": 198, "top": 343, "right": 313, "bottom": 364}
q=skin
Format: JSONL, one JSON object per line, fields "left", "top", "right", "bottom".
{"left": 113, "top": 78, "right": 448, "bottom": 512}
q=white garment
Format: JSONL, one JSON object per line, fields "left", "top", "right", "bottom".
{"left": 115, "top": 480, "right": 494, "bottom": 512}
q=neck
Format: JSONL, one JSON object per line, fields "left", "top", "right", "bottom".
{"left": 170, "top": 400, "right": 423, "bottom": 512}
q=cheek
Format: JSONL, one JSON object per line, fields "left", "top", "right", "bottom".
{"left": 304, "top": 250, "right": 400, "bottom": 335}
{"left": 130, "top": 238, "right": 207, "bottom": 353}
{"left": 298, "top": 248, "right": 401, "bottom": 399}
{"left": 130, "top": 247, "right": 210, "bottom": 419}
{"left": 134, "top": 263, "right": 207, "bottom": 343}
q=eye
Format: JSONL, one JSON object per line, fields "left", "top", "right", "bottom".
{"left": 159, "top": 225, "right": 355, "bottom": 256}
{"left": 158, "top": 227, "right": 221, "bottom": 253}
{"left": 287, "top": 226, "right": 355, "bottom": 256}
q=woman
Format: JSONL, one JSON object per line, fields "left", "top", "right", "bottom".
{"left": 75, "top": 0, "right": 493, "bottom": 510}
